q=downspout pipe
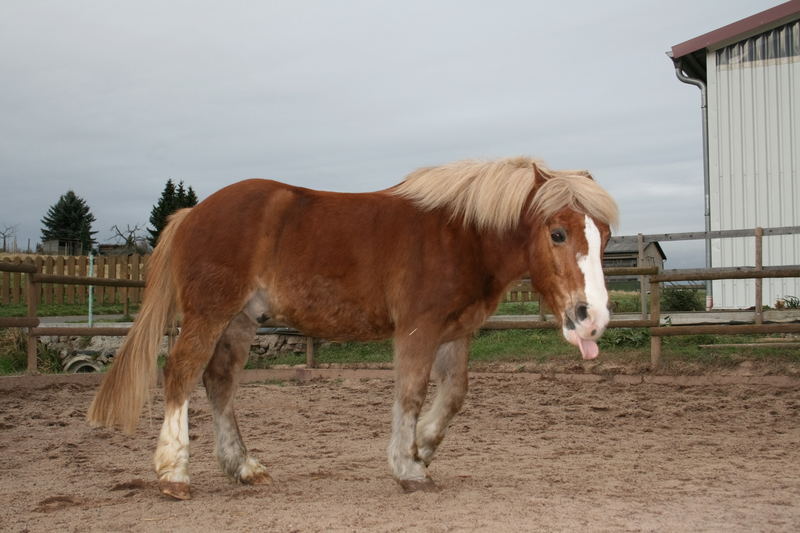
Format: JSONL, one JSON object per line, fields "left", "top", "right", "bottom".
{"left": 669, "top": 54, "right": 713, "bottom": 310}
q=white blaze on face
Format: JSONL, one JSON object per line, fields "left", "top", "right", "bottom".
{"left": 577, "top": 215, "right": 610, "bottom": 328}
{"left": 563, "top": 215, "right": 609, "bottom": 360}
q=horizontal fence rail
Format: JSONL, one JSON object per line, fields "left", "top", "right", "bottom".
{"left": 651, "top": 266, "right": 800, "bottom": 282}
{"left": 610, "top": 225, "right": 800, "bottom": 245}
{"left": 32, "top": 273, "right": 146, "bottom": 288}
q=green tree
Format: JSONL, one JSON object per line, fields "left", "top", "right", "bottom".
{"left": 148, "top": 179, "right": 198, "bottom": 247}
{"left": 40, "top": 190, "right": 97, "bottom": 254}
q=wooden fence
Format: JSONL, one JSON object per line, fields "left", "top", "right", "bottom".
{"left": 0, "top": 254, "right": 147, "bottom": 306}
{"left": 1, "top": 236, "right": 799, "bottom": 374}
{"left": 0, "top": 254, "right": 535, "bottom": 308}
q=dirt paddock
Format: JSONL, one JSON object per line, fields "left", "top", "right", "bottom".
{"left": 2, "top": 370, "right": 799, "bottom": 532}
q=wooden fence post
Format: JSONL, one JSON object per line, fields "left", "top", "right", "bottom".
{"left": 538, "top": 293, "right": 545, "bottom": 322}
{"left": 26, "top": 269, "right": 39, "bottom": 374}
{"left": 754, "top": 227, "right": 763, "bottom": 325}
{"left": 306, "top": 337, "right": 316, "bottom": 368}
{"left": 649, "top": 274, "right": 662, "bottom": 370}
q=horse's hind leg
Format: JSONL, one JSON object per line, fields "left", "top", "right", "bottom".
{"left": 416, "top": 336, "right": 469, "bottom": 466}
{"left": 202, "top": 310, "right": 271, "bottom": 485}
{"left": 155, "top": 315, "right": 229, "bottom": 500}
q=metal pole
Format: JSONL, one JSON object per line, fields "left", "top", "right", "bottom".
{"left": 671, "top": 55, "right": 713, "bottom": 310}
{"left": 637, "top": 233, "right": 647, "bottom": 319}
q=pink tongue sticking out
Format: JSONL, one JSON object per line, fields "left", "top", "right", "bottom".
{"left": 578, "top": 338, "right": 599, "bottom": 360}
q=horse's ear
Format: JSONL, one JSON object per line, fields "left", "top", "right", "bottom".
{"left": 532, "top": 165, "right": 550, "bottom": 187}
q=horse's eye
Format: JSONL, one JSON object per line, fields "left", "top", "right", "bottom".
{"left": 550, "top": 228, "right": 566, "bottom": 243}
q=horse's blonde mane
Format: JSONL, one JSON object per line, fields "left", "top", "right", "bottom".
{"left": 531, "top": 173, "right": 620, "bottom": 229}
{"left": 391, "top": 156, "right": 619, "bottom": 231}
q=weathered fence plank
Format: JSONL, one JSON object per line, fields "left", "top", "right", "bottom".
{"left": 54, "top": 256, "right": 64, "bottom": 304}
{"left": 130, "top": 254, "right": 141, "bottom": 302}
{"left": 76, "top": 256, "right": 87, "bottom": 304}
{"left": 94, "top": 255, "right": 106, "bottom": 304}
{"left": 66, "top": 256, "right": 76, "bottom": 304}
{"left": 43, "top": 256, "right": 54, "bottom": 305}
{"left": 11, "top": 271, "right": 21, "bottom": 304}
{"left": 1, "top": 270, "right": 9, "bottom": 304}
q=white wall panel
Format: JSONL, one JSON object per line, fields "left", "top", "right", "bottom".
{"left": 707, "top": 20, "right": 800, "bottom": 308}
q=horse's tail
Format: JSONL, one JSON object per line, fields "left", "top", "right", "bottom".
{"left": 87, "top": 208, "right": 192, "bottom": 434}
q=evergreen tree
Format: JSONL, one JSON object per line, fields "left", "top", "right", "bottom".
{"left": 148, "top": 179, "right": 199, "bottom": 247}
{"left": 185, "top": 186, "right": 198, "bottom": 206}
{"left": 147, "top": 179, "right": 176, "bottom": 247}
{"left": 40, "top": 190, "right": 97, "bottom": 254}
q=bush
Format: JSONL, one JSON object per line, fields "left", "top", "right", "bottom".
{"left": 781, "top": 296, "right": 800, "bottom": 309}
{"left": 0, "top": 328, "right": 27, "bottom": 374}
{"left": 0, "top": 328, "right": 63, "bottom": 374}
{"left": 662, "top": 287, "right": 704, "bottom": 312}
{"left": 609, "top": 291, "right": 641, "bottom": 313}
{"left": 598, "top": 328, "right": 649, "bottom": 348}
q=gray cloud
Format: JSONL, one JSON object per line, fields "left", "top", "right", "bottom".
{"left": 0, "top": 0, "right": 775, "bottom": 266}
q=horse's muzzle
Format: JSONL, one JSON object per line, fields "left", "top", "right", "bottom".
{"left": 562, "top": 302, "right": 609, "bottom": 360}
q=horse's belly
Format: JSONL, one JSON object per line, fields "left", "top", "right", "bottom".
{"left": 269, "top": 295, "right": 393, "bottom": 341}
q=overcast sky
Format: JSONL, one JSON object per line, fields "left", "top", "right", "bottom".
{"left": 0, "top": 0, "right": 780, "bottom": 267}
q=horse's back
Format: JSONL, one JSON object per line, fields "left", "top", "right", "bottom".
{"left": 169, "top": 179, "right": 411, "bottom": 338}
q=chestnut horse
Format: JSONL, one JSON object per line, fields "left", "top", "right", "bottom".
{"left": 87, "top": 156, "right": 618, "bottom": 499}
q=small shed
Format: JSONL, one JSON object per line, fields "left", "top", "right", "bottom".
{"left": 603, "top": 241, "right": 666, "bottom": 271}
{"left": 41, "top": 239, "right": 84, "bottom": 256}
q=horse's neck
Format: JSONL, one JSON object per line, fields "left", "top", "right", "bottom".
{"left": 476, "top": 227, "right": 530, "bottom": 290}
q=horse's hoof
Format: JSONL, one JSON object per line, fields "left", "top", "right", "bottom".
{"left": 238, "top": 457, "right": 273, "bottom": 485}
{"left": 398, "top": 477, "right": 438, "bottom": 493}
{"left": 159, "top": 480, "right": 191, "bottom": 500}
{"left": 241, "top": 470, "right": 273, "bottom": 485}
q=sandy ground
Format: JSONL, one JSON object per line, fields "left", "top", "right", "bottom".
{"left": 2, "top": 372, "right": 800, "bottom": 532}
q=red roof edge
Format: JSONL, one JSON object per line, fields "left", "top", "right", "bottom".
{"left": 671, "top": 0, "right": 800, "bottom": 60}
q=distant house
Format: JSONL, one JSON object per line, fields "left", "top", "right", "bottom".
{"left": 97, "top": 244, "right": 129, "bottom": 255}
{"left": 97, "top": 239, "right": 151, "bottom": 256}
{"left": 41, "top": 239, "right": 84, "bottom": 256}
{"left": 603, "top": 241, "right": 666, "bottom": 271}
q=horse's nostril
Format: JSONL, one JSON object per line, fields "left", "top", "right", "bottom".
{"left": 576, "top": 304, "right": 589, "bottom": 322}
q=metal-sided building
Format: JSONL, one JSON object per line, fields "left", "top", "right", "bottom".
{"left": 670, "top": 1, "right": 800, "bottom": 309}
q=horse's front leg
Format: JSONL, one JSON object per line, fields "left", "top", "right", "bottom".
{"left": 416, "top": 337, "right": 469, "bottom": 466}
{"left": 388, "top": 330, "right": 438, "bottom": 492}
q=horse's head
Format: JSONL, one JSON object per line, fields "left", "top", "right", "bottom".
{"left": 526, "top": 173, "right": 618, "bottom": 360}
